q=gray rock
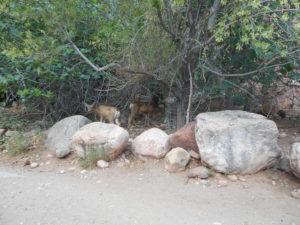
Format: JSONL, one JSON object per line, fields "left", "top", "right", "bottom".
{"left": 165, "top": 147, "right": 190, "bottom": 172}
{"left": 45, "top": 115, "right": 91, "bottom": 158}
{"left": 71, "top": 122, "right": 129, "bottom": 160}
{"left": 5, "top": 130, "right": 19, "bottom": 137}
{"left": 195, "top": 110, "right": 281, "bottom": 174}
{"left": 290, "top": 143, "right": 300, "bottom": 179}
{"left": 187, "top": 166, "right": 210, "bottom": 179}
{"left": 132, "top": 128, "right": 170, "bottom": 159}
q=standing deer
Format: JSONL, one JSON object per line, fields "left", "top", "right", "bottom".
{"left": 127, "top": 102, "right": 161, "bottom": 128}
{"left": 83, "top": 102, "right": 120, "bottom": 126}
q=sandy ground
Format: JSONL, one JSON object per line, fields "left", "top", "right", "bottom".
{"left": 0, "top": 120, "right": 300, "bottom": 225}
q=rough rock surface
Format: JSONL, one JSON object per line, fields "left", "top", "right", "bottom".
{"left": 169, "top": 122, "right": 199, "bottom": 153}
{"left": 45, "top": 115, "right": 91, "bottom": 158}
{"left": 187, "top": 166, "right": 210, "bottom": 179}
{"left": 71, "top": 122, "right": 129, "bottom": 160}
{"left": 131, "top": 128, "right": 170, "bottom": 159}
{"left": 195, "top": 110, "right": 281, "bottom": 174}
{"left": 165, "top": 147, "right": 190, "bottom": 172}
{"left": 290, "top": 143, "right": 300, "bottom": 179}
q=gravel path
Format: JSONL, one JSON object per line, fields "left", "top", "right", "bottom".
{"left": 0, "top": 161, "right": 299, "bottom": 225}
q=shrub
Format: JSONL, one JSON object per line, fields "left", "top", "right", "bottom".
{"left": 78, "top": 145, "right": 108, "bottom": 168}
{"left": 4, "top": 134, "right": 32, "bottom": 155}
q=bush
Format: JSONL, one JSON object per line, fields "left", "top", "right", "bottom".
{"left": 4, "top": 132, "right": 44, "bottom": 155}
{"left": 78, "top": 145, "right": 108, "bottom": 168}
{"left": 4, "top": 134, "right": 32, "bottom": 155}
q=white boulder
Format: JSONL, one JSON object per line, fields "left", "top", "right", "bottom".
{"left": 131, "top": 128, "right": 170, "bottom": 159}
{"left": 195, "top": 110, "right": 281, "bottom": 174}
{"left": 70, "top": 122, "right": 129, "bottom": 160}
{"left": 165, "top": 147, "right": 190, "bottom": 172}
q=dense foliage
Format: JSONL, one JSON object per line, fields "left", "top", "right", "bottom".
{"left": 0, "top": 0, "right": 299, "bottom": 127}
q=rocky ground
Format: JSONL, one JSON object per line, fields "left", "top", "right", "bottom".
{"left": 0, "top": 119, "right": 300, "bottom": 225}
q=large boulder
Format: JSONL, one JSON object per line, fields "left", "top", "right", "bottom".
{"left": 70, "top": 122, "right": 129, "bottom": 160}
{"left": 195, "top": 110, "right": 281, "bottom": 174}
{"left": 169, "top": 122, "right": 199, "bottom": 153}
{"left": 45, "top": 115, "right": 91, "bottom": 158}
{"left": 165, "top": 147, "right": 190, "bottom": 172}
{"left": 131, "top": 128, "right": 170, "bottom": 159}
{"left": 290, "top": 143, "right": 300, "bottom": 179}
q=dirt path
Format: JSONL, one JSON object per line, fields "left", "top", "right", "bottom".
{"left": 0, "top": 156, "right": 299, "bottom": 225}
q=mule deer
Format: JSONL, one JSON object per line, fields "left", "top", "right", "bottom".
{"left": 127, "top": 102, "right": 161, "bottom": 128}
{"left": 83, "top": 102, "right": 120, "bottom": 125}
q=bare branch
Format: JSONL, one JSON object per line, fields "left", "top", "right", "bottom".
{"left": 186, "top": 64, "right": 193, "bottom": 124}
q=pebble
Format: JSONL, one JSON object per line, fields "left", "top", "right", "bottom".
{"left": 188, "top": 150, "right": 200, "bottom": 159}
{"left": 0, "top": 129, "right": 5, "bottom": 136}
{"left": 5, "top": 130, "right": 19, "bottom": 137}
{"left": 279, "top": 132, "right": 287, "bottom": 139}
{"left": 291, "top": 189, "right": 300, "bottom": 199}
{"left": 227, "top": 175, "right": 238, "bottom": 182}
{"left": 30, "top": 162, "right": 39, "bottom": 168}
{"left": 45, "top": 161, "right": 50, "bottom": 165}
{"left": 58, "top": 170, "right": 65, "bottom": 174}
{"left": 96, "top": 180, "right": 102, "bottom": 184}
{"left": 39, "top": 162, "right": 44, "bottom": 166}
{"left": 187, "top": 166, "right": 210, "bottom": 179}
{"left": 238, "top": 176, "right": 247, "bottom": 182}
{"left": 272, "top": 181, "right": 276, "bottom": 185}
{"left": 97, "top": 160, "right": 109, "bottom": 168}
{"left": 68, "top": 167, "right": 76, "bottom": 172}
{"left": 47, "top": 154, "right": 54, "bottom": 158}
{"left": 80, "top": 169, "right": 87, "bottom": 174}
{"left": 217, "top": 179, "right": 228, "bottom": 187}
{"left": 23, "top": 158, "right": 31, "bottom": 166}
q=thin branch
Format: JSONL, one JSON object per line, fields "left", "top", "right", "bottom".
{"left": 186, "top": 64, "right": 193, "bottom": 124}
{"left": 208, "top": 0, "right": 221, "bottom": 31}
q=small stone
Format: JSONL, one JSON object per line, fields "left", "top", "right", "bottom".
{"left": 279, "top": 132, "right": 287, "bottom": 139}
{"left": 39, "top": 162, "right": 44, "bottom": 166}
{"left": 80, "top": 169, "right": 87, "bottom": 174}
{"left": 188, "top": 150, "right": 200, "bottom": 159}
{"left": 97, "top": 160, "right": 109, "bottom": 168}
{"left": 68, "top": 167, "right": 76, "bottom": 172}
{"left": 58, "top": 170, "right": 65, "bottom": 174}
{"left": 30, "top": 162, "right": 39, "bottom": 168}
{"left": 293, "top": 136, "right": 300, "bottom": 142}
{"left": 47, "top": 154, "right": 54, "bottom": 158}
{"left": 217, "top": 179, "right": 228, "bottom": 187}
{"left": 238, "top": 176, "right": 247, "bottom": 182}
{"left": 187, "top": 166, "right": 210, "bottom": 179}
{"left": 124, "top": 159, "right": 130, "bottom": 164}
{"left": 291, "top": 189, "right": 300, "bottom": 199}
{"left": 23, "top": 158, "right": 31, "bottom": 166}
{"left": 227, "top": 175, "right": 238, "bottom": 182}
{"left": 96, "top": 180, "right": 102, "bottom": 184}
{"left": 45, "top": 161, "right": 50, "bottom": 165}
{"left": 199, "top": 179, "right": 210, "bottom": 185}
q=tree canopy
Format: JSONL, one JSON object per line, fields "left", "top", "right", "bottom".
{"left": 0, "top": 0, "right": 299, "bottom": 127}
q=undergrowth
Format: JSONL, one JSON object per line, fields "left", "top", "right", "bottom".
{"left": 4, "top": 132, "right": 44, "bottom": 155}
{"left": 78, "top": 145, "right": 108, "bottom": 168}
